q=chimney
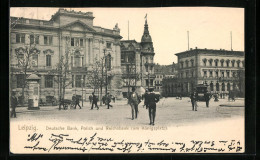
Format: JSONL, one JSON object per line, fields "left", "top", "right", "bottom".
{"left": 190, "top": 48, "right": 192, "bottom": 50}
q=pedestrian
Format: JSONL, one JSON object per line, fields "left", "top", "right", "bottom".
{"left": 143, "top": 89, "right": 149, "bottom": 109}
{"left": 204, "top": 91, "right": 210, "bottom": 107}
{"left": 89, "top": 94, "right": 93, "bottom": 104}
{"left": 147, "top": 88, "right": 159, "bottom": 125}
{"left": 191, "top": 91, "right": 198, "bottom": 111}
{"left": 72, "top": 94, "right": 76, "bottom": 108}
{"left": 91, "top": 92, "right": 99, "bottom": 110}
{"left": 11, "top": 91, "right": 18, "bottom": 118}
{"left": 106, "top": 93, "right": 113, "bottom": 109}
{"left": 129, "top": 87, "right": 141, "bottom": 120}
{"left": 74, "top": 95, "right": 82, "bottom": 109}
{"left": 179, "top": 94, "right": 182, "bottom": 100}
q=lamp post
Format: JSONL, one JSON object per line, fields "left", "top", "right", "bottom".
{"left": 103, "top": 49, "right": 109, "bottom": 109}
{"left": 81, "top": 78, "right": 84, "bottom": 108}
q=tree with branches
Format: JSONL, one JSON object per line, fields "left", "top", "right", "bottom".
{"left": 13, "top": 34, "right": 40, "bottom": 106}
{"left": 86, "top": 57, "right": 106, "bottom": 105}
{"left": 51, "top": 37, "right": 73, "bottom": 109}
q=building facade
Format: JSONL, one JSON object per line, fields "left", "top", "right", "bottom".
{"left": 154, "top": 63, "right": 178, "bottom": 93}
{"left": 163, "top": 48, "right": 245, "bottom": 97}
{"left": 120, "top": 19, "right": 155, "bottom": 97}
{"left": 10, "top": 9, "right": 123, "bottom": 104}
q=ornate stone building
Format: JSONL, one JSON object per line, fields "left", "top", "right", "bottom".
{"left": 10, "top": 9, "right": 122, "bottom": 104}
{"left": 163, "top": 48, "right": 245, "bottom": 97}
{"left": 120, "top": 19, "right": 155, "bottom": 97}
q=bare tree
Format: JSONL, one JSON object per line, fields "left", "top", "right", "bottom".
{"left": 86, "top": 57, "right": 106, "bottom": 105}
{"left": 13, "top": 34, "right": 40, "bottom": 106}
{"left": 50, "top": 37, "right": 72, "bottom": 109}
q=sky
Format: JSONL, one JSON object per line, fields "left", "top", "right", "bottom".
{"left": 10, "top": 7, "right": 244, "bottom": 65}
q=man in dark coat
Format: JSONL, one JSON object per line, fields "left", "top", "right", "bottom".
{"left": 147, "top": 88, "right": 159, "bottom": 125}
{"left": 106, "top": 93, "right": 113, "bottom": 109}
{"left": 129, "top": 87, "right": 141, "bottom": 120}
{"left": 89, "top": 95, "right": 93, "bottom": 104}
{"left": 190, "top": 90, "right": 198, "bottom": 111}
{"left": 74, "top": 95, "right": 81, "bottom": 109}
{"left": 91, "top": 92, "right": 99, "bottom": 110}
{"left": 143, "top": 89, "right": 149, "bottom": 109}
{"left": 204, "top": 91, "right": 210, "bottom": 107}
{"left": 11, "top": 91, "right": 18, "bottom": 118}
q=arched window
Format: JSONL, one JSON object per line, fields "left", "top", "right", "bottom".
{"left": 210, "top": 82, "right": 214, "bottom": 91}
{"left": 227, "top": 83, "right": 230, "bottom": 91}
{"left": 185, "top": 60, "right": 189, "bottom": 68}
{"left": 216, "top": 82, "right": 219, "bottom": 91}
{"left": 214, "top": 59, "right": 219, "bottom": 67}
{"left": 203, "top": 58, "right": 207, "bottom": 66}
{"left": 222, "top": 83, "right": 225, "bottom": 91}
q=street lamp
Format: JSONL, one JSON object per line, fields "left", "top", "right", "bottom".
{"left": 81, "top": 78, "right": 84, "bottom": 108}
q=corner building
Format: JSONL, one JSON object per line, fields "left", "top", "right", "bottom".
{"left": 163, "top": 48, "right": 245, "bottom": 97}
{"left": 120, "top": 19, "right": 155, "bottom": 97}
{"left": 10, "top": 9, "right": 122, "bottom": 103}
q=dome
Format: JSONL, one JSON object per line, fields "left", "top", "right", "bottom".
{"left": 141, "top": 34, "right": 152, "bottom": 42}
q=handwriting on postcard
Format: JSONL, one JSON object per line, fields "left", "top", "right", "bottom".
{"left": 24, "top": 132, "right": 243, "bottom": 153}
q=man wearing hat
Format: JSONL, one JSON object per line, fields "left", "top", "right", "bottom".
{"left": 190, "top": 89, "right": 198, "bottom": 111}
{"left": 91, "top": 92, "right": 99, "bottom": 110}
{"left": 147, "top": 88, "right": 159, "bottom": 125}
{"left": 128, "top": 87, "right": 141, "bottom": 120}
{"left": 11, "top": 91, "right": 18, "bottom": 118}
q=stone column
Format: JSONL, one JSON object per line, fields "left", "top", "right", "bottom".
{"left": 85, "top": 38, "right": 89, "bottom": 66}
{"left": 89, "top": 38, "right": 93, "bottom": 65}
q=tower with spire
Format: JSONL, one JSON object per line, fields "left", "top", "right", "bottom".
{"left": 140, "top": 16, "right": 155, "bottom": 88}
{"left": 120, "top": 14, "right": 156, "bottom": 96}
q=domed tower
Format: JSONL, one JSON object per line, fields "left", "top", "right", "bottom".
{"left": 141, "top": 19, "right": 154, "bottom": 52}
{"left": 140, "top": 17, "right": 155, "bottom": 88}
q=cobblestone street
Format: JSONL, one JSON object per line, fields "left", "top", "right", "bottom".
{"left": 11, "top": 97, "right": 244, "bottom": 127}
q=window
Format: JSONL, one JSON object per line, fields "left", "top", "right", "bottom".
{"left": 180, "top": 72, "right": 183, "bottom": 78}
{"left": 216, "top": 71, "right": 219, "bottom": 77}
{"left": 204, "top": 71, "right": 207, "bottom": 77}
{"left": 203, "top": 61, "right": 206, "bottom": 66}
{"left": 44, "top": 36, "right": 53, "bottom": 45}
{"left": 226, "top": 61, "right": 229, "bottom": 67}
{"left": 150, "top": 66, "right": 153, "bottom": 72}
{"left": 71, "top": 38, "right": 74, "bottom": 46}
{"left": 221, "top": 72, "right": 224, "bottom": 77}
{"left": 227, "top": 71, "right": 230, "bottom": 77}
{"left": 35, "top": 35, "right": 39, "bottom": 44}
{"left": 106, "top": 42, "right": 111, "bottom": 48}
{"left": 186, "top": 71, "right": 189, "bottom": 78}
{"left": 32, "top": 54, "right": 38, "bottom": 67}
{"left": 106, "top": 54, "right": 112, "bottom": 71}
{"left": 75, "top": 75, "right": 82, "bottom": 88}
{"left": 75, "top": 56, "right": 81, "bottom": 67}
{"left": 75, "top": 38, "right": 79, "bottom": 46}
{"left": 221, "top": 83, "right": 225, "bottom": 91}
{"left": 146, "top": 57, "right": 149, "bottom": 63}
{"left": 45, "top": 75, "right": 53, "bottom": 88}
{"left": 216, "top": 83, "right": 219, "bottom": 91}
{"left": 46, "top": 55, "right": 51, "bottom": 67}
{"left": 16, "top": 74, "right": 25, "bottom": 88}
{"left": 232, "top": 61, "right": 235, "bottom": 67}
{"left": 209, "top": 60, "right": 212, "bottom": 66}
{"left": 210, "top": 71, "right": 213, "bottom": 77}
{"left": 30, "top": 35, "right": 34, "bottom": 44}
{"left": 191, "top": 60, "right": 194, "bottom": 67}
{"left": 181, "top": 62, "right": 184, "bottom": 68}
{"left": 80, "top": 38, "right": 83, "bottom": 47}
{"left": 237, "top": 61, "right": 240, "bottom": 67}
{"left": 221, "top": 61, "right": 224, "bottom": 67}
{"left": 215, "top": 61, "right": 218, "bottom": 66}
{"left": 16, "top": 34, "right": 25, "bottom": 43}
{"left": 227, "top": 83, "right": 230, "bottom": 91}
{"left": 191, "top": 71, "right": 194, "bottom": 77}
{"left": 210, "top": 83, "right": 214, "bottom": 91}
{"left": 185, "top": 61, "right": 189, "bottom": 67}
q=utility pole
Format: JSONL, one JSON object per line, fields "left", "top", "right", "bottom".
{"left": 230, "top": 31, "right": 233, "bottom": 51}
{"left": 187, "top": 31, "right": 189, "bottom": 50}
